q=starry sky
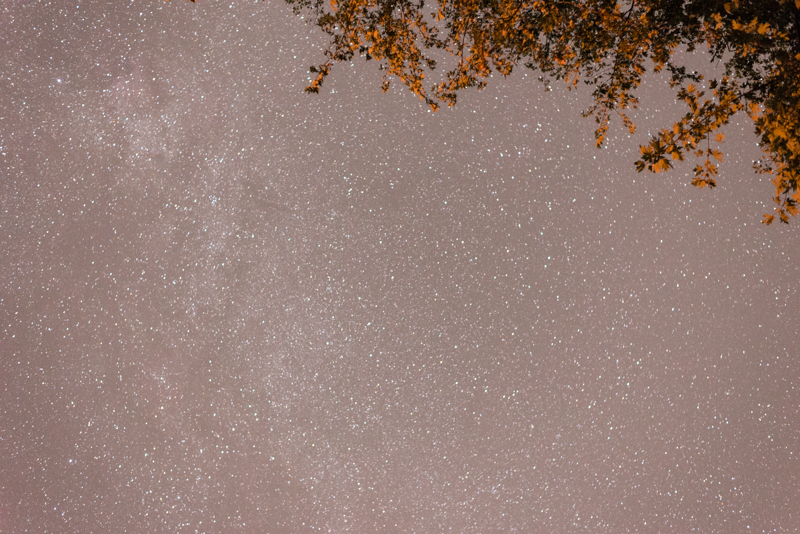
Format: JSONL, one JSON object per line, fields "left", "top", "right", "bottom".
{"left": 1, "top": 1, "right": 798, "bottom": 532}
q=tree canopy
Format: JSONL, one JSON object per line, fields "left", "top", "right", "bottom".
{"left": 291, "top": 0, "right": 800, "bottom": 224}
{"left": 178, "top": 0, "right": 800, "bottom": 224}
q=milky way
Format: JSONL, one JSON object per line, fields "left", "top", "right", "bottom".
{"left": 1, "top": 1, "right": 798, "bottom": 532}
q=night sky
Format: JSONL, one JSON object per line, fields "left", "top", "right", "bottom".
{"left": 1, "top": 1, "right": 799, "bottom": 532}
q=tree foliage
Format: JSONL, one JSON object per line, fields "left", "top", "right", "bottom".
{"left": 175, "top": 0, "right": 800, "bottom": 224}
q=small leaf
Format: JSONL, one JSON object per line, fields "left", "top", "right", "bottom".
{"left": 715, "top": 133, "right": 725, "bottom": 142}
{"left": 762, "top": 214, "right": 775, "bottom": 225}
{"left": 773, "top": 126, "right": 789, "bottom": 139}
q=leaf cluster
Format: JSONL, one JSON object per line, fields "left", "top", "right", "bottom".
{"left": 225, "top": 0, "right": 800, "bottom": 223}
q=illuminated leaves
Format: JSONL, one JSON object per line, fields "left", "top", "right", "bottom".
{"left": 305, "top": 63, "right": 331, "bottom": 94}
{"left": 277, "top": 0, "right": 800, "bottom": 224}
{"left": 634, "top": 76, "right": 754, "bottom": 200}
